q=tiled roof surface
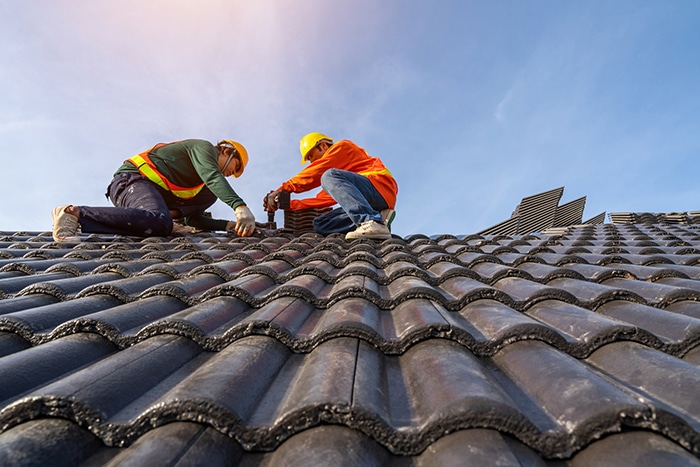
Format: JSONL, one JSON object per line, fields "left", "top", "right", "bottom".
{"left": 1, "top": 224, "right": 700, "bottom": 465}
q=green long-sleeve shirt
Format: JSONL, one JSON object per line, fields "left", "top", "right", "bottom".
{"left": 116, "top": 139, "right": 245, "bottom": 231}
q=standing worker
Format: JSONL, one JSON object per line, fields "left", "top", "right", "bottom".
{"left": 265, "top": 132, "right": 397, "bottom": 240}
{"left": 51, "top": 139, "right": 256, "bottom": 241}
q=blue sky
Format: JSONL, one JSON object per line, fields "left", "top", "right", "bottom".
{"left": 2, "top": 1, "right": 699, "bottom": 237}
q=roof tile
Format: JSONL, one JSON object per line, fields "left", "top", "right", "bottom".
{"left": 1, "top": 224, "right": 700, "bottom": 462}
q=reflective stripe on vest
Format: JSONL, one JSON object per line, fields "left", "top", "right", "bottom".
{"left": 359, "top": 168, "right": 393, "bottom": 178}
{"left": 126, "top": 146, "right": 205, "bottom": 199}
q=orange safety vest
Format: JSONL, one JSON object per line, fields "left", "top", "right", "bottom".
{"left": 126, "top": 143, "right": 205, "bottom": 199}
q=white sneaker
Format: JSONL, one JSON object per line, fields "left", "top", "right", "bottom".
{"left": 52, "top": 205, "right": 80, "bottom": 242}
{"left": 381, "top": 209, "right": 395, "bottom": 230}
{"left": 345, "top": 220, "right": 391, "bottom": 240}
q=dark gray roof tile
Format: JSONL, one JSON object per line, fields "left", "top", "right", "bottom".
{"left": 0, "top": 335, "right": 205, "bottom": 439}
{"left": 586, "top": 341, "right": 700, "bottom": 439}
{"left": 597, "top": 263, "right": 690, "bottom": 281}
{"left": 568, "top": 430, "right": 700, "bottom": 466}
{"left": 0, "top": 334, "right": 117, "bottom": 406}
{"left": 683, "top": 345, "right": 700, "bottom": 365}
{"left": 492, "top": 277, "right": 577, "bottom": 306}
{"left": 596, "top": 301, "right": 700, "bottom": 351}
{"left": 0, "top": 418, "right": 117, "bottom": 466}
{"left": 561, "top": 263, "right": 633, "bottom": 282}
{"left": 493, "top": 340, "right": 649, "bottom": 457}
{"left": 546, "top": 277, "right": 644, "bottom": 307}
{"left": 601, "top": 277, "right": 700, "bottom": 306}
{"left": 140, "top": 273, "right": 226, "bottom": 304}
{"left": 0, "top": 295, "right": 60, "bottom": 316}
{"left": 0, "top": 295, "right": 123, "bottom": 340}
{"left": 526, "top": 300, "right": 639, "bottom": 355}
{"left": 56, "top": 296, "right": 191, "bottom": 344}
{"left": 0, "top": 332, "right": 31, "bottom": 359}
{"left": 455, "top": 299, "right": 560, "bottom": 352}
{"left": 665, "top": 301, "right": 700, "bottom": 320}
{"left": 471, "top": 262, "right": 528, "bottom": 283}
{"left": 15, "top": 272, "right": 126, "bottom": 300}
{"left": 516, "top": 262, "right": 585, "bottom": 282}
{"left": 0, "top": 272, "right": 77, "bottom": 297}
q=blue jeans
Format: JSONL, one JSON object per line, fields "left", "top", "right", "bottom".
{"left": 77, "top": 173, "right": 217, "bottom": 237}
{"left": 312, "top": 168, "right": 388, "bottom": 235}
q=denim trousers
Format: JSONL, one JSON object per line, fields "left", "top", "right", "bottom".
{"left": 77, "top": 173, "right": 217, "bottom": 237}
{"left": 312, "top": 168, "right": 388, "bottom": 235}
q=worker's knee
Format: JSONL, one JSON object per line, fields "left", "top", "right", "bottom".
{"left": 145, "top": 211, "right": 173, "bottom": 237}
{"left": 321, "top": 168, "right": 348, "bottom": 192}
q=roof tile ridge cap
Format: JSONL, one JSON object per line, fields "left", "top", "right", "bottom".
{"left": 485, "top": 267, "right": 535, "bottom": 285}
{"left": 0, "top": 262, "right": 37, "bottom": 275}
{"left": 324, "top": 250, "right": 384, "bottom": 268}
{"left": 259, "top": 251, "right": 302, "bottom": 267}
{"left": 99, "top": 251, "right": 139, "bottom": 261}
{"left": 198, "top": 281, "right": 307, "bottom": 308}
{"left": 92, "top": 263, "right": 136, "bottom": 278}
{"left": 219, "top": 251, "right": 257, "bottom": 265}
{"left": 179, "top": 251, "right": 215, "bottom": 263}
{"left": 275, "top": 242, "right": 312, "bottom": 254}
{"left": 301, "top": 251, "right": 344, "bottom": 268}
{"left": 50, "top": 318, "right": 132, "bottom": 349}
{"left": 0, "top": 317, "right": 40, "bottom": 345}
{"left": 386, "top": 265, "right": 457, "bottom": 286}
{"left": 138, "top": 285, "right": 198, "bottom": 306}
{"left": 136, "top": 264, "right": 182, "bottom": 280}
{"left": 0, "top": 396, "right": 110, "bottom": 443}
{"left": 241, "top": 243, "right": 274, "bottom": 254}
{"left": 459, "top": 253, "right": 504, "bottom": 268}
{"left": 141, "top": 251, "right": 174, "bottom": 262}
{"left": 15, "top": 283, "right": 69, "bottom": 301}
{"left": 330, "top": 265, "right": 383, "bottom": 284}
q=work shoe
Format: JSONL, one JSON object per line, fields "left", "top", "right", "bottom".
{"left": 345, "top": 220, "right": 391, "bottom": 241}
{"left": 51, "top": 205, "right": 80, "bottom": 242}
{"left": 381, "top": 209, "right": 396, "bottom": 230}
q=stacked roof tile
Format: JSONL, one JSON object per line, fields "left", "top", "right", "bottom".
{"left": 1, "top": 224, "right": 700, "bottom": 465}
{"left": 610, "top": 211, "right": 700, "bottom": 225}
{"left": 478, "top": 187, "right": 606, "bottom": 236}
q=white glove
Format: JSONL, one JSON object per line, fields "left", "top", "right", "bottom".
{"left": 265, "top": 190, "right": 280, "bottom": 211}
{"left": 234, "top": 205, "right": 255, "bottom": 237}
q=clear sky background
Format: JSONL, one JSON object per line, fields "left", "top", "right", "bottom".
{"left": 2, "top": 1, "right": 699, "bottom": 237}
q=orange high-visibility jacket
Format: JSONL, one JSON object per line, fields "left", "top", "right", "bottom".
{"left": 278, "top": 140, "right": 398, "bottom": 211}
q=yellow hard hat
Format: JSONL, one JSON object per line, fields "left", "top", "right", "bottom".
{"left": 299, "top": 132, "right": 333, "bottom": 164}
{"left": 219, "top": 140, "right": 248, "bottom": 178}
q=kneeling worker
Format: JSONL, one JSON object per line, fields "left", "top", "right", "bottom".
{"left": 265, "top": 132, "right": 398, "bottom": 240}
{"left": 51, "top": 139, "right": 256, "bottom": 241}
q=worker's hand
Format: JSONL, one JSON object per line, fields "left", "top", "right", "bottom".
{"left": 264, "top": 190, "right": 281, "bottom": 211}
{"left": 233, "top": 205, "right": 255, "bottom": 237}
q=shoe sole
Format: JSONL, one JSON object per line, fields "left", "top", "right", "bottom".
{"left": 345, "top": 233, "right": 392, "bottom": 241}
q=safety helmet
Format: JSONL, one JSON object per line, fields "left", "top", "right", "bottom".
{"left": 299, "top": 132, "right": 333, "bottom": 164}
{"left": 218, "top": 140, "right": 249, "bottom": 178}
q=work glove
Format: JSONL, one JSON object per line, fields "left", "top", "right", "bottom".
{"left": 264, "top": 190, "right": 281, "bottom": 211}
{"left": 233, "top": 205, "right": 255, "bottom": 237}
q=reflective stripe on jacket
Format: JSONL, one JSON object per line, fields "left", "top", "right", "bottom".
{"left": 127, "top": 144, "right": 205, "bottom": 199}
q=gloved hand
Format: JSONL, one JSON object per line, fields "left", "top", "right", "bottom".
{"left": 264, "top": 190, "right": 280, "bottom": 211}
{"left": 233, "top": 205, "right": 255, "bottom": 237}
